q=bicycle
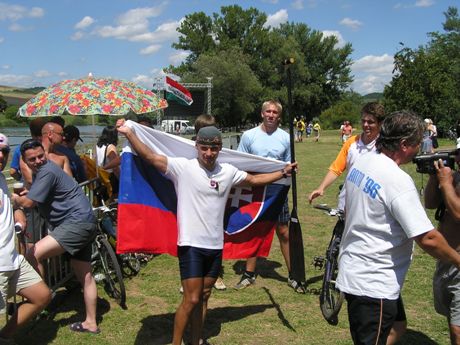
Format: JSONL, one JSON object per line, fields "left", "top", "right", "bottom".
{"left": 92, "top": 205, "right": 126, "bottom": 308}
{"left": 312, "top": 204, "right": 345, "bottom": 325}
{"left": 98, "top": 206, "right": 141, "bottom": 277}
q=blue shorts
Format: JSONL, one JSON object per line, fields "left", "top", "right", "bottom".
{"left": 178, "top": 246, "right": 222, "bottom": 280}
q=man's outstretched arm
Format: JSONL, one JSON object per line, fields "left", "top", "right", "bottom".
{"left": 116, "top": 120, "right": 168, "bottom": 174}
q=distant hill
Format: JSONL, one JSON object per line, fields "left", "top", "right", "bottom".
{"left": 362, "top": 92, "right": 384, "bottom": 102}
{"left": 0, "top": 85, "right": 42, "bottom": 106}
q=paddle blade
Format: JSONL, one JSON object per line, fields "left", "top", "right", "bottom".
{"left": 288, "top": 207, "right": 306, "bottom": 283}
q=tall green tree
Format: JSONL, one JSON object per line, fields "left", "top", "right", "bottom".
{"left": 383, "top": 6, "right": 459, "bottom": 131}
{"left": 170, "top": 5, "right": 354, "bottom": 124}
{"left": 181, "top": 48, "right": 262, "bottom": 126}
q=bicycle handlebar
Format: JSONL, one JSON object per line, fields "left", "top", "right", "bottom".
{"left": 313, "top": 204, "right": 344, "bottom": 217}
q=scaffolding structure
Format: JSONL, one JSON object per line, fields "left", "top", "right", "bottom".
{"left": 153, "top": 77, "right": 212, "bottom": 125}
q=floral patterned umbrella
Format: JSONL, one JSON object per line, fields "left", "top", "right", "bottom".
{"left": 18, "top": 75, "right": 168, "bottom": 117}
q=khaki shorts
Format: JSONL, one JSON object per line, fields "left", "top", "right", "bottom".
{"left": 0, "top": 256, "right": 42, "bottom": 314}
{"left": 433, "top": 260, "right": 460, "bottom": 326}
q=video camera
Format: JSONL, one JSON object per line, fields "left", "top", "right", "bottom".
{"left": 413, "top": 150, "right": 457, "bottom": 174}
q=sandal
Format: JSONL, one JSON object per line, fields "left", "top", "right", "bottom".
{"left": 69, "top": 322, "right": 101, "bottom": 334}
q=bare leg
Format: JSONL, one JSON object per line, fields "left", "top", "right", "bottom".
{"left": 0, "top": 281, "right": 51, "bottom": 339}
{"left": 173, "top": 277, "right": 205, "bottom": 345}
{"left": 276, "top": 222, "right": 290, "bottom": 272}
{"left": 245, "top": 257, "right": 257, "bottom": 274}
{"left": 25, "top": 236, "right": 65, "bottom": 277}
{"left": 449, "top": 323, "right": 460, "bottom": 345}
{"left": 25, "top": 243, "right": 45, "bottom": 278}
{"left": 189, "top": 276, "right": 216, "bottom": 345}
{"left": 71, "top": 259, "right": 98, "bottom": 332}
{"left": 386, "top": 320, "right": 407, "bottom": 345}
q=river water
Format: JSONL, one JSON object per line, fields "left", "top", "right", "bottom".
{"left": 2, "top": 125, "right": 106, "bottom": 147}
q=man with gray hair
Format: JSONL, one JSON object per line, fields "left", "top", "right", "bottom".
{"left": 336, "top": 111, "right": 460, "bottom": 345}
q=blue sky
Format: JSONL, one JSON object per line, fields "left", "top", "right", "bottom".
{"left": 0, "top": 0, "right": 454, "bottom": 94}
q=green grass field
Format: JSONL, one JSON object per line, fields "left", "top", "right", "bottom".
{"left": 9, "top": 129, "right": 458, "bottom": 345}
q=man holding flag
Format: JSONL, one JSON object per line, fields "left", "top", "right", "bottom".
{"left": 116, "top": 120, "right": 297, "bottom": 345}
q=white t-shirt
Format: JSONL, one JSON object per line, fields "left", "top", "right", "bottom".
{"left": 336, "top": 151, "right": 433, "bottom": 299}
{"left": 166, "top": 158, "right": 247, "bottom": 249}
{"left": 0, "top": 173, "right": 19, "bottom": 271}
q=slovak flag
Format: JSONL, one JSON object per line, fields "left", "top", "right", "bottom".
{"left": 116, "top": 121, "right": 290, "bottom": 259}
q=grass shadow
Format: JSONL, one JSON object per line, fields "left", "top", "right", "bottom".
{"left": 232, "top": 258, "right": 285, "bottom": 283}
{"left": 14, "top": 286, "right": 112, "bottom": 345}
{"left": 399, "top": 328, "right": 440, "bottom": 344}
{"left": 135, "top": 304, "right": 274, "bottom": 345}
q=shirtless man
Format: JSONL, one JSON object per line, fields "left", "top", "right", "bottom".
{"left": 424, "top": 143, "right": 460, "bottom": 344}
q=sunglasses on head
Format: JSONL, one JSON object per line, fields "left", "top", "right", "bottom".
{"left": 0, "top": 147, "right": 10, "bottom": 154}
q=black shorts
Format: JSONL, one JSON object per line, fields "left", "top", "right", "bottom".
{"left": 345, "top": 293, "right": 405, "bottom": 345}
{"left": 178, "top": 246, "right": 222, "bottom": 280}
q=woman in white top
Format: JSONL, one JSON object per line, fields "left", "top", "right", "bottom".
{"left": 96, "top": 126, "right": 120, "bottom": 195}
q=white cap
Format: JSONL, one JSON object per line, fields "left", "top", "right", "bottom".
{"left": 0, "top": 133, "right": 9, "bottom": 148}
{"left": 424, "top": 118, "right": 430, "bottom": 123}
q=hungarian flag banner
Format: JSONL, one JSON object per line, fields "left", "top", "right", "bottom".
{"left": 165, "top": 76, "right": 193, "bottom": 106}
{"left": 116, "top": 121, "right": 291, "bottom": 259}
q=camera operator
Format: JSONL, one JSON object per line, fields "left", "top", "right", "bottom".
{"left": 424, "top": 142, "right": 460, "bottom": 344}
{"left": 337, "top": 111, "right": 460, "bottom": 345}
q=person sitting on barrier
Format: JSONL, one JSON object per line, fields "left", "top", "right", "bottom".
{"left": 0, "top": 133, "right": 51, "bottom": 343}
{"left": 12, "top": 139, "right": 100, "bottom": 335}
{"left": 116, "top": 120, "right": 297, "bottom": 345}
{"left": 96, "top": 126, "right": 120, "bottom": 199}
{"left": 20, "top": 121, "right": 73, "bottom": 279}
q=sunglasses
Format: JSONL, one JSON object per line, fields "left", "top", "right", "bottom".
{"left": 0, "top": 147, "right": 10, "bottom": 155}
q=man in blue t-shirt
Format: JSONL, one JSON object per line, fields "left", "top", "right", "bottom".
{"left": 235, "top": 100, "right": 305, "bottom": 293}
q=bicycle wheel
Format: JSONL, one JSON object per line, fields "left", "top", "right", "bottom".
{"left": 120, "top": 253, "right": 141, "bottom": 277}
{"left": 319, "top": 238, "right": 345, "bottom": 325}
{"left": 96, "top": 237, "right": 126, "bottom": 307}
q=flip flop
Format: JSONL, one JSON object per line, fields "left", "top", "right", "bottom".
{"left": 69, "top": 322, "right": 101, "bottom": 334}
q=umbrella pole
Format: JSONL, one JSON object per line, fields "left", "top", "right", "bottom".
{"left": 284, "top": 58, "right": 306, "bottom": 286}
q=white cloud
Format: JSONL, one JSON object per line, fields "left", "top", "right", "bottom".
{"left": 129, "top": 20, "right": 182, "bottom": 43}
{"left": 9, "top": 23, "right": 27, "bottom": 32}
{"left": 322, "top": 30, "right": 346, "bottom": 48}
{"left": 93, "top": 5, "right": 166, "bottom": 40}
{"left": 292, "top": 0, "right": 304, "bottom": 10}
{"left": 262, "top": 0, "right": 279, "bottom": 4}
{"left": 339, "top": 17, "right": 363, "bottom": 31}
{"left": 71, "top": 31, "right": 84, "bottom": 41}
{"left": 34, "top": 70, "right": 51, "bottom": 78}
{"left": 58, "top": 72, "right": 68, "bottom": 77}
{"left": 169, "top": 51, "right": 189, "bottom": 65}
{"left": 75, "top": 16, "right": 95, "bottom": 30}
{"left": 2, "top": 65, "right": 10, "bottom": 69}
{"left": 0, "top": 37, "right": 4, "bottom": 43}
{"left": 0, "top": 4, "right": 44, "bottom": 21}
{"left": 415, "top": 0, "right": 434, "bottom": 7}
{"left": 132, "top": 74, "right": 155, "bottom": 88}
{"left": 0, "top": 74, "right": 36, "bottom": 88}
{"left": 140, "top": 44, "right": 161, "bottom": 55}
{"left": 264, "top": 9, "right": 288, "bottom": 28}
{"left": 351, "top": 54, "right": 394, "bottom": 94}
